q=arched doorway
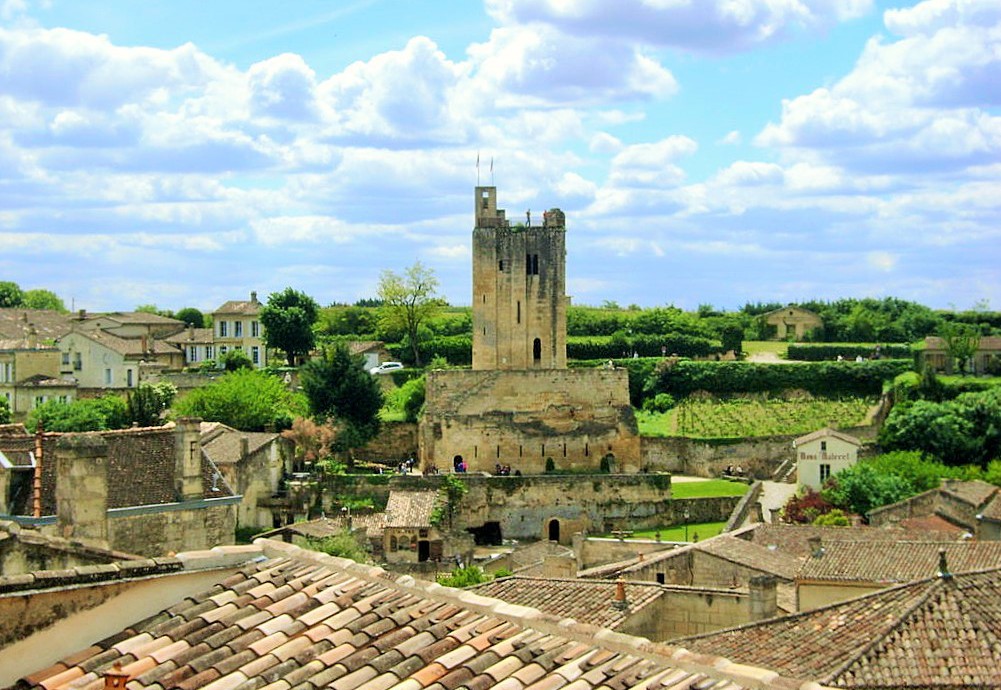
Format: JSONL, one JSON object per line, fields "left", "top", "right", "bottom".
{"left": 418, "top": 540, "right": 430, "bottom": 562}
{"left": 453, "top": 454, "right": 463, "bottom": 472}
{"left": 548, "top": 519, "right": 560, "bottom": 542}
{"left": 533, "top": 338, "right": 542, "bottom": 363}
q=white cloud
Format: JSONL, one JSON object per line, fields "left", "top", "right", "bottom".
{"left": 866, "top": 251, "right": 898, "bottom": 272}
{"left": 589, "top": 132, "right": 623, "bottom": 154}
{"left": 485, "top": 0, "right": 873, "bottom": 53}
{"left": 718, "top": 130, "right": 741, "bottom": 145}
{"left": 247, "top": 53, "right": 319, "bottom": 121}
{"left": 428, "top": 244, "right": 470, "bottom": 260}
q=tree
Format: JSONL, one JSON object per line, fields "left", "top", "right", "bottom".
{"left": 0, "top": 397, "right": 10, "bottom": 424}
{"left": 219, "top": 349, "right": 253, "bottom": 371}
{"left": 0, "top": 281, "right": 24, "bottom": 308}
{"left": 300, "top": 343, "right": 383, "bottom": 451}
{"left": 821, "top": 463, "right": 915, "bottom": 518}
{"left": 940, "top": 322, "right": 981, "bottom": 375}
{"left": 134, "top": 304, "right": 173, "bottom": 317}
{"left": 22, "top": 289, "right": 66, "bottom": 312}
{"left": 173, "top": 369, "right": 306, "bottom": 431}
{"left": 126, "top": 382, "right": 176, "bottom": 427}
{"left": 720, "top": 324, "right": 744, "bottom": 356}
{"left": 27, "top": 396, "right": 129, "bottom": 432}
{"left": 378, "top": 261, "right": 441, "bottom": 366}
{"left": 175, "top": 307, "right": 205, "bottom": 328}
{"left": 260, "top": 287, "right": 319, "bottom": 366}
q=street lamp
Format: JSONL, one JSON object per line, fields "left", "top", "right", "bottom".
{"left": 683, "top": 507, "right": 690, "bottom": 542}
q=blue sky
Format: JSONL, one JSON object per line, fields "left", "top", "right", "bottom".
{"left": 0, "top": 0, "right": 998, "bottom": 312}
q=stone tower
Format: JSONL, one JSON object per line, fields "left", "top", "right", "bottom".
{"left": 471, "top": 186, "right": 568, "bottom": 370}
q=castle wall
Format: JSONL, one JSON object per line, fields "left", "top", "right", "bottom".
{"left": 421, "top": 368, "right": 640, "bottom": 474}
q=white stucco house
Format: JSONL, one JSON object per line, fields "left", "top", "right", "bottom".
{"left": 794, "top": 428, "right": 862, "bottom": 490}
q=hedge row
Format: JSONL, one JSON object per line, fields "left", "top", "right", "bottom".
{"left": 786, "top": 343, "right": 913, "bottom": 361}
{"left": 567, "top": 333, "right": 722, "bottom": 360}
{"left": 647, "top": 359, "right": 913, "bottom": 398}
{"left": 387, "top": 335, "right": 473, "bottom": 366}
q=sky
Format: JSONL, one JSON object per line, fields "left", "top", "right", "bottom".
{"left": 0, "top": 0, "right": 998, "bottom": 313}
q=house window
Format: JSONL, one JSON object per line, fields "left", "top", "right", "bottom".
{"left": 234, "top": 321, "right": 243, "bottom": 337}
{"left": 251, "top": 321, "right": 260, "bottom": 338}
{"left": 219, "top": 346, "right": 228, "bottom": 356}
{"left": 0, "top": 362, "right": 10, "bottom": 383}
{"left": 104, "top": 368, "right": 113, "bottom": 385}
{"left": 820, "top": 441, "right": 827, "bottom": 451}
{"left": 820, "top": 464, "right": 832, "bottom": 483}
{"left": 252, "top": 346, "right": 260, "bottom": 365}
{"left": 205, "top": 345, "right": 214, "bottom": 359}
{"left": 126, "top": 369, "right": 134, "bottom": 387}
{"left": 59, "top": 395, "right": 70, "bottom": 404}
{"left": 74, "top": 353, "right": 82, "bottom": 371}
{"left": 34, "top": 395, "right": 46, "bottom": 407}
{"left": 188, "top": 346, "right": 198, "bottom": 362}
{"left": 218, "top": 321, "right": 228, "bottom": 337}
{"left": 61, "top": 352, "right": 70, "bottom": 366}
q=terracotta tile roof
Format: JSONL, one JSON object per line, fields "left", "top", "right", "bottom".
{"left": 675, "top": 566, "right": 1001, "bottom": 688}
{"left": 740, "top": 523, "right": 963, "bottom": 558}
{"left": 792, "top": 427, "right": 861, "bottom": 447}
{"left": 69, "top": 329, "right": 182, "bottom": 357}
{"left": 385, "top": 490, "right": 439, "bottom": 528}
{"left": 469, "top": 577, "right": 666, "bottom": 629}
{"left": 16, "top": 374, "right": 76, "bottom": 388}
{"left": 0, "top": 338, "right": 57, "bottom": 351}
{"left": 12, "top": 540, "right": 812, "bottom": 690}
{"left": 940, "top": 479, "right": 999, "bottom": 508}
{"left": 797, "top": 540, "right": 1001, "bottom": 584}
{"left": 85, "top": 312, "right": 186, "bottom": 327}
{"left": 896, "top": 514, "right": 968, "bottom": 535}
{"left": 200, "top": 427, "right": 281, "bottom": 466}
{"left": 0, "top": 309, "right": 74, "bottom": 341}
{"left": 164, "top": 328, "right": 214, "bottom": 345}
{"left": 257, "top": 514, "right": 387, "bottom": 541}
{"left": 578, "top": 533, "right": 801, "bottom": 582}
{"left": 213, "top": 299, "right": 261, "bottom": 316}
{"left": 981, "top": 494, "right": 1001, "bottom": 522}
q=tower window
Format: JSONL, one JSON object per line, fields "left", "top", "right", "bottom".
{"left": 517, "top": 301, "right": 521, "bottom": 324}
{"left": 532, "top": 254, "right": 539, "bottom": 275}
{"left": 533, "top": 338, "right": 542, "bottom": 361}
{"left": 499, "top": 259, "right": 505, "bottom": 271}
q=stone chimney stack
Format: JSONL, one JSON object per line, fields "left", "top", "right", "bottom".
{"left": 56, "top": 434, "right": 110, "bottom": 546}
{"left": 251, "top": 291, "right": 258, "bottom": 304}
{"left": 27, "top": 325, "right": 38, "bottom": 349}
{"left": 240, "top": 435, "right": 250, "bottom": 460}
{"left": 140, "top": 335, "right": 149, "bottom": 354}
{"left": 749, "top": 574, "right": 778, "bottom": 621}
{"left": 174, "top": 417, "right": 203, "bottom": 501}
{"left": 612, "top": 577, "right": 629, "bottom": 610}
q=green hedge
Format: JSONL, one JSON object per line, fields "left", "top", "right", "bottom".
{"left": 387, "top": 335, "right": 473, "bottom": 366}
{"left": 647, "top": 359, "right": 913, "bottom": 398}
{"left": 787, "top": 344, "right": 913, "bottom": 361}
{"left": 568, "top": 333, "right": 721, "bottom": 360}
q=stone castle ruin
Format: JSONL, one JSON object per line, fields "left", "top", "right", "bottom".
{"left": 420, "top": 187, "right": 640, "bottom": 474}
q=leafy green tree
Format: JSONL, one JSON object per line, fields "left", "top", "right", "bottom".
{"left": 0, "top": 281, "right": 24, "bottom": 308}
{"left": 260, "top": 287, "right": 319, "bottom": 366}
{"left": 378, "top": 261, "right": 441, "bottom": 366}
{"left": 127, "top": 382, "right": 176, "bottom": 427}
{"left": 821, "top": 463, "right": 915, "bottom": 518}
{"left": 316, "top": 305, "right": 378, "bottom": 337}
{"left": 940, "top": 322, "right": 981, "bottom": 374}
{"left": 812, "top": 509, "right": 850, "bottom": 526}
{"left": 720, "top": 324, "right": 743, "bottom": 356}
{"left": 134, "top": 304, "right": 174, "bottom": 317}
{"left": 307, "top": 532, "right": 369, "bottom": 563}
{"left": 437, "top": 565, "right": 487, "bottom": 587}
{"left": 219, "top": 349, "right": 253, "bottom": 371}
{"left": 27, "top": 396, "right": 129, "bottom": 432}
{"left": 174, "top": 369, "right": 305, "bottom": 431}
{"left": 300, "top": 344, "right": 383, "bottom": 451}
{"left": 22, "top": 289, "right": 66, "bottom": 312}
{"left": 0, "top": 397, "right": 10, "bottom": 424}
{"left": 175, "top": 307, "right": 205, "bottom": 328}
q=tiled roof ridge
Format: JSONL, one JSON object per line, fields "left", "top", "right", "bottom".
{"left": 820, "top": 578, "right": 944, "bottom": 684}
{"left": 482, "top": 574, "right": 755, "bottom": 597}
{"left": 577, "top": 542, "right": 697, "bottom": 578}
{"left": 253, "top": 539, "right": 817, "bottom": 690}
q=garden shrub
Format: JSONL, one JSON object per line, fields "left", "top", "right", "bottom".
{"left": 786, "top": 344, "right": 912, "bottom": 361}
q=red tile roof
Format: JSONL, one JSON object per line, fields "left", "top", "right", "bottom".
{"left": 11, "top": 540, "right": 812, "bottom": 690}
{"left": 797, "top": 540, "right": 1001, "bottom": 584}
{"left": 385, "top": 490, "right": 439, "bottom": 528}
{"left": 676, "top": 566, "right": 1001, "bottom": 687}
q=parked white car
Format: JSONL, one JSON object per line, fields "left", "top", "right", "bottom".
{"left": 369, "top": 361, "right": 404, "bottom": 375}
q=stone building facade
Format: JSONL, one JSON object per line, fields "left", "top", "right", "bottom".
{"left": 421, "top": 187, "right": 640, "bottom": 474}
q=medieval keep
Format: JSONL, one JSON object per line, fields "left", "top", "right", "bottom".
{"left": 420, "top": 187, "right": 640, "bottom": 475}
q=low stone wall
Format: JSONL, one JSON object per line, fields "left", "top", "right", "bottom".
{"left": 103, "top": 500, "right": 239, "bottom": 557}
{"left": 355, "top": 422, "right": 419, "bottom": 465}
{"left": 620, "top": 587, "right": 751, "bottom": 641}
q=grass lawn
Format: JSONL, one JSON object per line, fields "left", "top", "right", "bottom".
{"left": 598, "top": 521, "right": 727, "bottom": 541}
{"left": 742, "top": 341, "right": 788, "bottom": 357}
{"left": 670, "top": 479, "right": 749, "bottom": 499}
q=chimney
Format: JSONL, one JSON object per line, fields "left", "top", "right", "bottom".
{"left": 612, "top": 577, "right": 629, "bottom": 610}
{"left": 104, "top": 662, "right": 130, "bottom": 690}
{"left": 140, "top": 335, "right": 148, "bottom": 354}
{"left": 33, "top": 423, "right": 44, "bottom": 518}
{"left": 56, "top": 433, "right": 110, "bottom": 546}
{"left": 240, "top": 435, "right": 250, "bottom": 460}
{"left": 27, "top": 325, "right": 38, "bottom": 349}
{"left": 938, "top": 548, "right": 952, "bottom": 579}
{"left": 749, "top": 575, "right": 778, "bottom": 620}
{"left": 250, "top": 291, "right": 258, "bottom": 304}
{"left": 174, "top": 417, "right": 203, "bottom": 501}
{"left": 78, "top": 309, "right": 86, "bottom": 320}
{"left": 807, "top": 536, "right": 824, "bottom": 558}
{"left": 188, "top": 323, "right": 195, "bottom": 339}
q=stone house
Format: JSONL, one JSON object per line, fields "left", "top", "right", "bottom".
{"left": 0, "top": 420, "right": 239, "bottom": 557}
{"left": 56, "top": 328, "right": 184, "bottom": 390}
{"left": 212, "top": 292, "right": 267, "bottom": 368}
{"left": 164, "top": 324, "right": 216, "bottom": 368}
{"left": 793, "top": 427, "right": 861, "bottom": 490}
{"left": 0, "top": 334, "right": 76, "bottom": 419}
{"left": 761, "top": 305, "right": 823, "bottom": 341}
{"left": 917, "top": 334, "right": 1001, "bottom": 374}
{"left": 198, "top": 421, "right": 293, "bottom": 529}
{"left": 867, "top": 479, "right": 1001, "bottom": 539}
{"left": 675, "top": 565, "right": 1001, "bottom": 689}
{"left": 3, "top": 539, "right": 813, "bottom": 690}
{"left": 795, "top": 538, "right": 1001, "bottom": 610}
{"left": 383, "top": 489, "right": 445, "bottom": 564}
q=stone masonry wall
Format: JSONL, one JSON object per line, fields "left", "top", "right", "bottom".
{"left": 104, "top": 503, "right": 237, "bottom": 557}
{"left": 421, "top": 368, "right": 640, "bottom": 474}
